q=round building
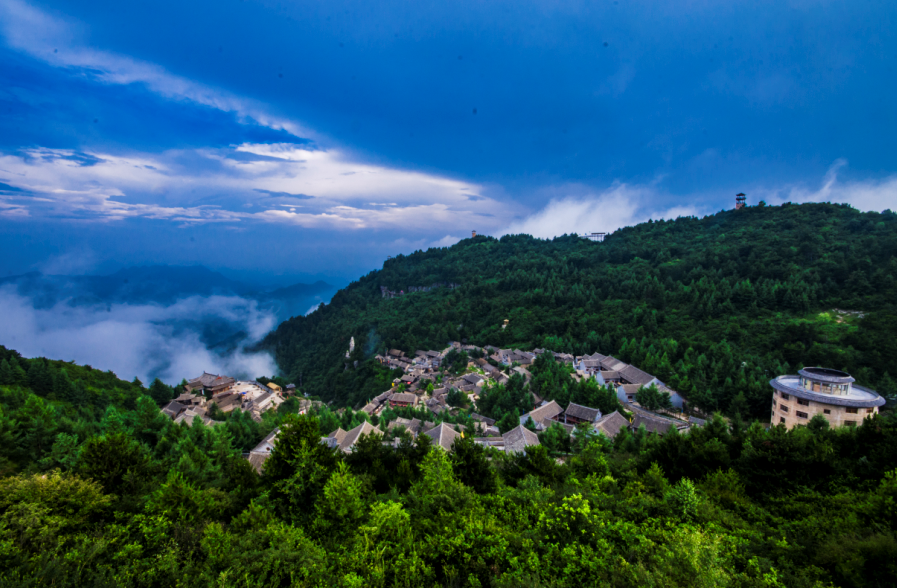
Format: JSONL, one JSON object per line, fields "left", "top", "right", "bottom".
{"left": 769, "top": 367, "right": 884, "bottom": 429}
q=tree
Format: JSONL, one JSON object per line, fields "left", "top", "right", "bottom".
{"left": 449, "top": 434, "right": 497, "bottom": 494}
{"left": 263, "top": 414, "right": 340, "bottom": 525}
{"left": 149, "top": 378, "right": 174, "bottom": 405}
{"left": 636, "top": 384, "right": 673, "bottom": 411}
{"left": 538, "top": 422, "right": 571, "bottom": 455}
{"left": 446, "top": 387, "right": 466, "bottom": 407}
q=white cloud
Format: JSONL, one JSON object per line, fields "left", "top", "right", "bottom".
{"left": 499, "top": 182, "right": 701, "bottom": 240}
{"left": 0, "top": 145, "right": 505, "bottom": 231}
{"left": 0, "top": 287, "right": 277, "bottom": 385}
{"left": 757, "top": 159, "right": 897, "bottom": 212}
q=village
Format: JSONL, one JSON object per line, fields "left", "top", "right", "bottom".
{"left": 160, "top": 340, "right": 705, "bottom": 473}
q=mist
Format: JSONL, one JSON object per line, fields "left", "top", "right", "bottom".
{"left": 0, "top": 286, "right": 277, "bottom": 385}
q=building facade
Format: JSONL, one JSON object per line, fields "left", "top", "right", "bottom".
{"left": 769, "top": 367, "right": 885, "bottom": 429}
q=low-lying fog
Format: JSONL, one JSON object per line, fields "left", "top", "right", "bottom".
{"left": 0, "top": 287, "right": 278, "bottom": 385}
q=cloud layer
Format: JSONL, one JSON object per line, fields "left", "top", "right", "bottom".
{"left": 0, "top": 287, "right": 277, "bottom": 385}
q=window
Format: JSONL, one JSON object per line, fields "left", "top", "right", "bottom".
{"left": 796, "top": 411, "right": 808, "bottom": 419}
{"left": 779, "top": 417, "right": 785, "bottom": 424}
{"left": 846, "top": 407, "right": 858, "bottom": 414}
{"left": 845, "top": 420, "right": 856, "bottom": 427}
{"left": 780, "top": 392, "right": 790, "bottom": 400}
{"left": 772, "top": 400, "right": 777, "bottom": 409}
{"left": 780, "top": 405, "right": 789, "bottom": 413}
{"left": 823, "top": 409, "right": 831, "bottom": 415}
{"left": 867, "top": 408, "right": 874, "bottom": 414}
{"left": 797, "top": 398, "right": 809, "bottom": 406}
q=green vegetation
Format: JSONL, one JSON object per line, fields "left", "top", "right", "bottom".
{"left": 263, "top": 203, "right": 897, "bottom": 418}
{"left": 3, "top": 346, "right": 897, "bottom": 586}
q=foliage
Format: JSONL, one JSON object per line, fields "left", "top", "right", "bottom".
{"left": 262, "top": 203, "right": 897, "bottom": 419}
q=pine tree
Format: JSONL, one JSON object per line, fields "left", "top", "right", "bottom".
{"left": 0, "top": 359, "right": 13, "bottom": 386}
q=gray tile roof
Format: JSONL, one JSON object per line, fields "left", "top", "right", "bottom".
{"left": 338, "top": 421, "right": 382, "bottom": 453}
{"left": 595, "top": 411, "right": 629, "bottom": 438}
{"left": 524, "top": 400, "right": 563, "bottom": 424}
{"left": 423, "top": 422, "right": 461, "bottom": 451}
{"left": 564, "top": 403, "right": 601, "bottom": 422}
{"left": 503, "top": 424, "right": 540, "bottom": 453}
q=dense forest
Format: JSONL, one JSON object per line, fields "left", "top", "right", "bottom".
{"left": 2, "top": 344, "right": 897, "bottom": 586}
{"left": 263, "top": 202, "right": 897, "bottom": 417}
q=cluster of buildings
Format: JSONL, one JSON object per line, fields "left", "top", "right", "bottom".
{"left": 160, "top": 372, "right": 309, "bottom": 427}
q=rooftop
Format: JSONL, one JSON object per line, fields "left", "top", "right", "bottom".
{"left": 770, "top": 375, "right": 885, "bottom": 408}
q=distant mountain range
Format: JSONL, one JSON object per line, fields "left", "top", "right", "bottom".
{"left": 0, "top": 265, "right": 337, "bottom": 322}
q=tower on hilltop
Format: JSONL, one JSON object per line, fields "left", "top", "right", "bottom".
{"left": 735, "top": 193, "right": 746, "bottom": 210}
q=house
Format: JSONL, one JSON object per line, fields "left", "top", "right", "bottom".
{"left": 360, "top": 403, "right": 378, "bottom": 416}
{"left": 422, "top": 422, "right": 461, "bottom": 451}
{"left": 267, "top": 382, "right": 283, "bottom": 393}
{"left": 503, "top": 424, "right": 540, "bottom": 454}
{"left": 597, "top": 370, "right": 623, "bottom": 385}
{"left": 470, "top": 412, "right": 496, "bottom": 426}
{"left": 616, "top": 384, "right": 642, "bottom": 404}
{"left": 630, "top": 411, "right": 688, "bottom": 436}
{"left": 322, "top": 427, "right": 348, "bottom": 450}
{"left": 213, "top": 392, "right": 243, "bottom": 413}
{"left": 560, "top": 403, "right": 602, "bottom": 425}
{"left": 185, "top": 372, "right": 235, "bottom": 395}
{"left": 161, "top": 401, "right": 187, "bottom": 419}
{"left": 337, "top": 421, "right": 382, "bottom": 453}
{"left": 248, "top": 428, "right": 280, "bottom": 473}
{"left": 389, "top": 392, "right": 418, "bottom": 408}
{"left": 520, "top": 400, "right": 564, "bottom": 430}
{"left": 594, "top": 410, "right": 629, "bottom": 439}
{"left": 512, "top": 366, "right": 532, "bottom": 381}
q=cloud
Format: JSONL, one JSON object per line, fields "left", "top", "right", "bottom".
{"left": 431, "top": 234, "right": 463, "bottom": 248}
{"left": 499, "top": 183, "right": 701, "bottom": 240}
{"left": 757, "top": 159, "right": 897, "bottom": 212}
{"left": 39, "top": 249, "right": 98, "bottom": 276}
{"left": 0, "top": 287, "right": 277, "bottom": 385}
{"left": 0, "top": 0, "right": 313, "bottom": 140}
{"left": 0, "top": 144, "right": 504, "bottom": 231}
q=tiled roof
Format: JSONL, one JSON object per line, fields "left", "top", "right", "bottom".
{"left": 422, "top": 422, "right": 461, "bottom": 451}
{"left": 564, "top": 402, "right": 601, "bottom": 422}
{"left": 503, "top": 425, "right": 540, "bottom": 453}
{"left": 525, "top": 400, "right": 563, "bottom": 423}
{"left": 338, "top": 421, "right": 382, "bottom": 452}
{"left": 595, "top": 411, "right": 629, "bottom": 438}
{"left": 619, "top": 364, "right": 655, "bottom": 385}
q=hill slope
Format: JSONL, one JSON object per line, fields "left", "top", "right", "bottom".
{"left": 262, "top": 203, "right": 897, "bottom": 416}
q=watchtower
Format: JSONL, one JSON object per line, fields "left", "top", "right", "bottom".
{"left": 472, "top": 230, "right": 477, "bottom": 238}
{"left": 735, "top": 193, "right": 746, "bottom": 210}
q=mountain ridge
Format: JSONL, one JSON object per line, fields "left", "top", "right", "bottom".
{"left": 261, "top": 202, "right": 897, "bottom": 416}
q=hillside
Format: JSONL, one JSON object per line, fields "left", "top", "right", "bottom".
{"left": 4, "top": 343, "right": 897, "bottom": 587}
{"left": 262, "top": 202, "right": 897, "bottom": 416}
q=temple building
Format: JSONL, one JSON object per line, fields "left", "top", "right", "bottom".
{"left": 769, "top": 367, "right": 885, "bottom": 429}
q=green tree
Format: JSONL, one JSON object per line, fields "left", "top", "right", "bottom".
{"left": 263, "top": 414, "right": 340, "bottom": 524}
{"left": 636, "top": 383, "right": 673, "bottom": 411}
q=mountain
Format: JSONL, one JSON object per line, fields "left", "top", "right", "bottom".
{"left": 0, "top": 265, "right": 337, "bottom": 321}
{"left": 261, "top": 202, "right": 897, "bottom": 415}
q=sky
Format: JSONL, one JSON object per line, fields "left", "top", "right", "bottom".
{"left": 1, "top": 0, "right": 896, "bottom": 284}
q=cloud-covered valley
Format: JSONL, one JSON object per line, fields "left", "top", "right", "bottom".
{"left": 0, "top": 288, "right": 278, "bottom": 386}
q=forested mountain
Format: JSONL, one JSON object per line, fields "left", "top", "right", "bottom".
{"left": 263, "top": 202, "right": 897, "bottom": 416}
{"left": 0, "top": 265, "right": 336, "bottom": 322}
{"left": 3, "top": 343, "right": 897, "bottom": 586}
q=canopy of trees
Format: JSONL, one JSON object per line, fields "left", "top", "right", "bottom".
{"left": 2, "top": 346, "right": 897, "bottom": 586}
{"left": 262, "top": 203, "right": 897, "bottom": 418}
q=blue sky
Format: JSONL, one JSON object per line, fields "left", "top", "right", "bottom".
{"left": 1, "top": 0, "right": 895, "bottom": 284}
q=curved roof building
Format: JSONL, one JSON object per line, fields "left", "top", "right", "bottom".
{"left": 770, "top": 367, "right": 885, "bottom": 429}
